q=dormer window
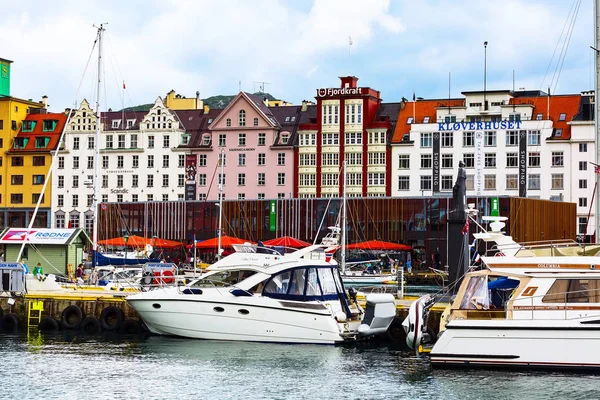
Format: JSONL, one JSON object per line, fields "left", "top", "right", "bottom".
{"left": 407, "top": 117, "right": 414, "bottom": 124}
{"left": 423, "top": 116, "right": 430, "bottom": 123}
{"left": 43, "top": 120, "right": 57, "bottom": 132}
{"left": 112, "top": 120, "right": 121, "bottom": 129}
{"left": 280, "top": 133, "right": 289, "bottom": 144}
{"left": 14, "top": 138, "right": 27, "bottom": 149}
{"left": 35, "top": 137, "right": 49, "bottom": 148}
{"left": 553, "top": 128, "right": 563, "bottom": 137}
{"left": 202, "top": 134, "right": 211, "bottom": 145}
{"left": 558, "top": 113, "right": 566, "bottom": 121}
{"left": 239, "top": 110, "right": 246, "bottom": 126}
{"left": 285, "top": 116, "right": 290, "bottom": 122}
{"left": 208, "top": 119, "right": 213, "bottom": 124}
{"left": 127, "top": 119, "right": 135, "bottom": 128}
{"left": 22, "top": 120, "right": 35, "bottom": 132}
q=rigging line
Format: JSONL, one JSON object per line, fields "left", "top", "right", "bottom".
{"left": 550, "top": 0, "right": 580, "bottom": 92}
{"left": 553, "top": 0, "right": 581, "bottom": 94}
{"left": 73, "top": 30, "right": 100, "bottom": 106}
{"left": 542, "top": 0, "right": 578, "bottom": 92}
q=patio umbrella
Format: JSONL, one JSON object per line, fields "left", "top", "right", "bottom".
{"left": 263, "top": 236, "right": 311, "bottom": 248}
{"left": 194, "top": 235, "right": 252, "bottom": 249}
{"left": 98, "top": 235, "right": 183, "bottom": 249}
{"left": 345, "top": 240, "right": 411, "bottom": 251}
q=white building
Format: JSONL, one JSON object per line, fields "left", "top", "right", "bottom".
{"left": 51, "top": 97, "right": 193, "bottom": 231}
{"left": 390, "top": 89, "right": 595, "bottom": 238}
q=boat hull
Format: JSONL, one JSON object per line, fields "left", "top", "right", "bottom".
{"left": 431, "top": 319, "right": 600, "bottom": 369}
{"left": 128, "top": 290, "right": 353, "bottom": 345}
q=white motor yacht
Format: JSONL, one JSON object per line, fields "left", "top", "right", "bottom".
{"left": 127, "top": 244, "right": 397, "bottom": 344}
{"left": 404, "top": 215, "right": 600, "bottom": 370}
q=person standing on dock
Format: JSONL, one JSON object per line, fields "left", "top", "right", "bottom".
{"left": 76, "top": 263, "right": 84, "bottom": 285}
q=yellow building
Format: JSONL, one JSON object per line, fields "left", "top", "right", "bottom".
{"left": 164, "top": 90, "right": 203, "bottom": 110}
{"left": 0, "top": 57, "right": 49, "bottom": 228}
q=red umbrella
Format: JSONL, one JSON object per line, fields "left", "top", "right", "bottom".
{"left": 346, "top": 240, "right": 411, "bottom": 251}
{"left": 263, "top": 236, "right": 311, "bottom": 248}
{"left": 98, "top": 235, "right": 183, "bottom": 249}
{"left": 194, "top": 235, "right": 252, "bottom": 249}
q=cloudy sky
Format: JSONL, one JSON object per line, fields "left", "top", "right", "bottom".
{"left": 0, "top": 0, "right": 593, "bottom": 111}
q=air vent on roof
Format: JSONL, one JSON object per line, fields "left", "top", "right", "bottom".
{"left": 401, "top": 134, "right": 410, "bottom": 142}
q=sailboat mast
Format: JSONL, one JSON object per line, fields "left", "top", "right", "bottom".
{"left": 92, "top": 24, "right": 104, "bottom": 262}
{"left": 217, "top": 149, "right": 225, "bottom": 259}
{"left": 595, "top": 0, "right": 600, "bottom": 240}
{"left": 341, "top": 161, "right": 347, "bottom": 274}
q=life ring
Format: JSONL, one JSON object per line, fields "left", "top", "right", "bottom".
{"left": 119, "top": 319, "right": 142, "bottom": 334}
{"left": 38, "top": 317, "right": 60, "bottom": 332}
{"left": 79, "top": 316, "right": 101, "bottom": 334}
{"left": 0, "top": 313, "right": 20, "bottom": 332}
{"left": 99, "top": 306, "right": 124, "bottom": 331}
{"left": 162, "top": 270, "right": 174, "bottom": 284}
{"left": 61, "top": 305, "right": 84, "bottom": 330}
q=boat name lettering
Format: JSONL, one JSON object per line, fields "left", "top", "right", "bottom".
{"left": 229, "top": 148, "right": 255, "bottom": 152}
{"left": 437, "top": 121, "right": 522, "bottom": 131}
{"left": 110, "top": 188, "right": 129, "bottom": 194}
{"left": 537, "top": 263, "right": 560, "bottom": 268}
{"left": 316, "top": 87, "right": 364, "bottom": 97}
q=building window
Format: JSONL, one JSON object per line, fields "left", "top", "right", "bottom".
{"left": 147, "top": 194, "right": 153, "bottom": 201}
{"left": 441, "top": 175, "right": 453, "bottom": 190}
{"left": 11, "top": 175, "right": 23, "bottom": 185}
{"left": 73, "top": 137, "right": 80, "bottom": 150}
{"left": 131, "top": 155, "right": 138, "bottom": 169}
{"left": 57, "top": 194, "right": 64, "bottom": 207}
{"left": 148, "top": 135, "right": 154, "bottom": 148}
{"left": 72, "top": 194, "right": 79, "bottom": 207}
{"left": 72, "top": 176, "right": 79, "bottom": 188}
{"left": 163, "top": 135, "right": 170, "bottom": 148}
{"left": 117, "top": 134, "right": 125, "bottom": 148}
{"left": 552, "top": 174, "right": 564, "bottom": 190}
{"left": 463, "top": 154, "right": 474, "bottom": 168}
{"left": 102, "top": 156, "right": 109, "bottom": 169}
{"left": 148, "top": 155, "right": 154, "bottom": 168}
{"left": 506, "top": 153, "right": 518, "bottom": 168}
{"left": 345, "top": 132, "right": 362, "bottom": 145}
{"left": 132, "top": 194, "right": 138, "bottom": 202}
{"left": 117, "top": 155, "right": 124, "bottom": 168}
{"left": 11, "top": 156, "right": 24, "bottom": 166}
{"left": 239, "top": 110, "right": 246, "bottom": 126}
{"left": 579, "top": 143, "right": 587, "bottom": 152}
{"left": 558, "top": 113, "right": 566, "bottom": 121}
{"left": 56, "top": 213, "right": 65, "bottom": 228}
{"left": 102, "top": 194, "right": 108, "bottom": 202}
{"left": 162, "top": 194, "right": 168, "bottom": 202}
{"left": 444, "top": 115, "right": 456, "bottom": 123}
{"left": 322, "top": 133, "right": 339, "bottom": 145}
{"left": 579, "top": 198, "right": 588, "bottom": 207}
{"left": 552, "top": 151, "right": 564, "bottom": 167}
{"left": 32, "top": 175, "right": 44, "bottom": 185}
{"left": 536, "top": 113, "right": 543, "bottom": 120}
{"left": 116, "top": 175, "right": 123, "bottom": 188}
{"left": 254, "top": 117, "right": 259, "bottom": 127}
{"left": 368, "top": 152, "right": 386, "bottom": 165}
{"left": 277, "top": 173, "right": 285, "bottom": 185}
{"left": 238, "top": 173, "right": 246, "bottom": 186}
{"left": 300, "top": 153, "right": 317, "bottom": 166}
{"left": 238, "top": 133, "right": 246, "bottom": 146}
{"left": 484, "top": 153, "right": 496, "bottom": 168}
{"left": 579, "top": 161, "right": 587, "bottom": 171}
{"left": 423, "top": 116, "right": 430, "bottom": 123}
{"left": 237, "top": 153, "right": 246, "bottom": 166}
{"left": 407, "top": 117, "right": 414, "bottom": 124}
{"left": 226, "top": 118, "right": 231, "bottom": 127}
{"left": 421, "top": 154, "right": 432, "bottom": 169}
{"left": 32, "top": 156, "right": 45, "bottom": 166}
{"left": 420, "top": 176, "right": 432, "bottom": 191}
{"left": 219, "top": 134, "right": 226, "bottom": 147}
{"left": 178, "top": 174, "right": 184, "bottom": 187}
{"left": 528, "top": 152, "right": 541, "bottom": 167}
{"left": 441, "top": 154, "right": 453, "bottom": 169}
{"left": 147, "top": 175, "right": 154, "bottom": 187}
{"left": 484, "top": 174, "right": 496, "bottom": 190}
{"left": 102, "top": 175, "right": 108, "bottom": 188}
{"left": 218, "top": 174, "right": 226, "bottom": 186}
{"left": 509, "top": 113, "right": 521, "bottom": 122}
{"left": 258, "top": 133, "right": 266, "bottom": 146}
{"left": 258, "top": 153, "right": 266, "bottom": 166}
{"left": 368, "top": 173, "right": 385, "bottom": 186}
{"left": 132, "top": 175, "right": 138, "bottom": 187}
{"left": 346, "top": 153, "right": 361, "bottom": 166}
{"left": 162, "top": 174, "right": 169, "bottom": 187}
{"left": 73, "top": 156, "right": 79, "bottom": 169}
{"left": 528, "top": 130, "right": 541, "bottom": 146}
{"left": 441, "top": 132, "right": 453, "bottom": 147}
{"left": 398, "top": 154, "right": 410, "bottom": 169}
{"left": 106, "top": 135, "right": 113, "bottom": 148}
{"left": 528, "top": 174, "right": 541, "bottom": 190}
{"left": 484, "top": 131, "right": 496, "bottom": 147}
{"left": 398, "top": 176, "right": 410, "bottom": 191}
{"left": 58, "top": 156, "right": 64, "bottom": 169}
{"left": 505, "top": 130, "right": 519, "bottom": 146}
{"left": 57, "top": 176, "right": 64, "bottom": 188}
{"left": 178, "top": 154, "right": 185, "bottom": 168}
{"left": 506, "top": 174, "right": 518, "bottom": 190}
{"left": 322, "top": 153, "right": 339, "bottom": 166}
{"left": 420, "top": 133, "right": 432, "bottom": 148}
{"left": 163, "top": 155, "right": 169, "bottom": 168}
{"left": 368, "top": 131, "right": 385, "bottom": 144}
{"left": 198, "top": 174, "right": 207, "bottom": 186}
{"left": 130, "top": 134, "right": 138, "bottom": 148}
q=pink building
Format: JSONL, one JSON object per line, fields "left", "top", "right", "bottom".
{"left": 196, "top": 92, "right": 299, "bottom": 200}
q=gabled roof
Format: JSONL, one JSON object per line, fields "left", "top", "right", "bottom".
{"left": 103, "top": 111, "right": 145, "bottom": 131}
{"left": 185, "top": 108, "right": 223, "bottom": 148}
{"left": 9, "top": 112, "right": 68, "bottom": 153}
{"left": 209, "top": 92, "right": 281, "bottom": 129}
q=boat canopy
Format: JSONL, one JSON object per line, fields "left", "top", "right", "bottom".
{"left": 263, "top": 265, "right": 345, "bottom": 302}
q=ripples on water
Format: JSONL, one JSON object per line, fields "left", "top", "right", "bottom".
{"left": 1, "top": 332, "right": 598, "bottom": 400}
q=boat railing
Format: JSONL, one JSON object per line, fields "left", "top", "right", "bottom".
{"left": 487, "top": 239, "right": 600, "bottom": 258}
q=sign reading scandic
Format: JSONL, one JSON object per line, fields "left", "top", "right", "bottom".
{"left": 0, "top": 228, "right": 77, "bottom": 244}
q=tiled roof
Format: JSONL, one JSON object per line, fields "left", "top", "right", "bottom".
{"left": 509, "top": 94, "right": 580, "bottom": 139}
{"left": 102, "top": 111, "right": 145, "bottom": 131}
{"left": 391, "top": 100, "right": 446, "bottom": 143}
{"left": 185, "top": 108, "right": 222, "bottom": 148}
{"left": 244, "top": 92, "right": 281, "bottom": 128}
{"left": 268, "top": 106, "right": 302, "bottom": 147}
{"left": 298, "top": 105, "right": 317, "bottom": 127}
{"left": 9, "top": 112, "right": 68, "bottom": 152}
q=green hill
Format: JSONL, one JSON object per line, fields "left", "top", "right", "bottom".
{"left": 119, "top": 92, "right": 277, "bottom": 112}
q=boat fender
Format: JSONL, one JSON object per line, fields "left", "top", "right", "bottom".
{"left": 119, "top": 319, "right": 142, "bottom": 334}
{"left": 38, "top": 317, "right": 60, "bottom": 332}
{"left": 0, "top": 313, "right": 20, "bottom": 332}
{"left": 61, "top": 305, "right": 84, "bottom": 330}
{"left": 99, "top": 306, "right": 124, "bottom": 331}
{"left": 79, "top": 316, "right": 102, "bottom": 334}
{"left": 334, "top": 311, "right": 347, "bottom": 322}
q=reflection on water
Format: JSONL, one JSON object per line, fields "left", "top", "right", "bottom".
{"left": 0, "top": 332, "right": 597, "bottom": 400}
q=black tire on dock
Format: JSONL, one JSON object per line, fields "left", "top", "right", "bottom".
{"left": 119, "top": 319, "right": 142, "bottom": 334}
{"left": 79, "top": 316, "right": 101, "bottom": 334}
{"left": 0, "top": 313, "right": 19, "bottom": 332}
{"left": 99, "top": 306, "right": 124, "bottom": 332}
{"left": 38, "top": 317, "right": 60, "bottom": 332}
{"left": 61, "top": 305, "right": 84, "bottom": 330}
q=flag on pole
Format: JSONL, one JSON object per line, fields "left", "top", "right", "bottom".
{"left": 591, "top": 162, "right": 600, "bottom": 174}
{"left": 462, "top": 218, "right": 469, "bottom": 235}
{"left": 123, "top": 81, "right": 126, "bottom": 89}
{"left": 413, "top": 92, "right": 416, "bottom": 101}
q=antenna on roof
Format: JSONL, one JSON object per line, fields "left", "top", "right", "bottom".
{"left": 253, "top": 81, "right": 271, "bottom": 93}
{"left": 239, "top": 81, "right": 241, "bottom": 92}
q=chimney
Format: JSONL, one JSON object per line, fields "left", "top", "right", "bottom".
{"left": 42, "top": 95, "right": 48, "bottom": 109}
{"left": 203, "top": 104, "right": 210, "bottom": 113}
{"left": 301, "top": 100, "right": 308, "bottom": 112}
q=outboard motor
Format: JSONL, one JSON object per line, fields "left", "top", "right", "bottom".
{"left": 402, "top": 294, "right": 436, "bottom": 349}
{"left": 357, "top": 293, "right": 396, "bottom": 336}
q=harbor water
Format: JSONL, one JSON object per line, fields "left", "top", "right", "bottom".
{"left": 2, "top": 332, "right": 598, "bottom": 400}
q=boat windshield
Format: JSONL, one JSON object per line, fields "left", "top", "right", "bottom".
{"left": 263, "top": 266, "right": 342, "bottom": 301}
{"left": 459, "top": 275, "right": 490, "bottom": 310}
{"left": 190, "top": 270, "right": 257, "bottom": 287}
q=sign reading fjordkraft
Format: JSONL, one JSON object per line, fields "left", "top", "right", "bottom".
{"left": 432, "top": 133, "right": 440, "bottom": 193}
{"left": 438, "top": 120, "right": 522, "bottom": 131}
{"left": 316, "top": 87, "right": 365, "bottom": 97}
